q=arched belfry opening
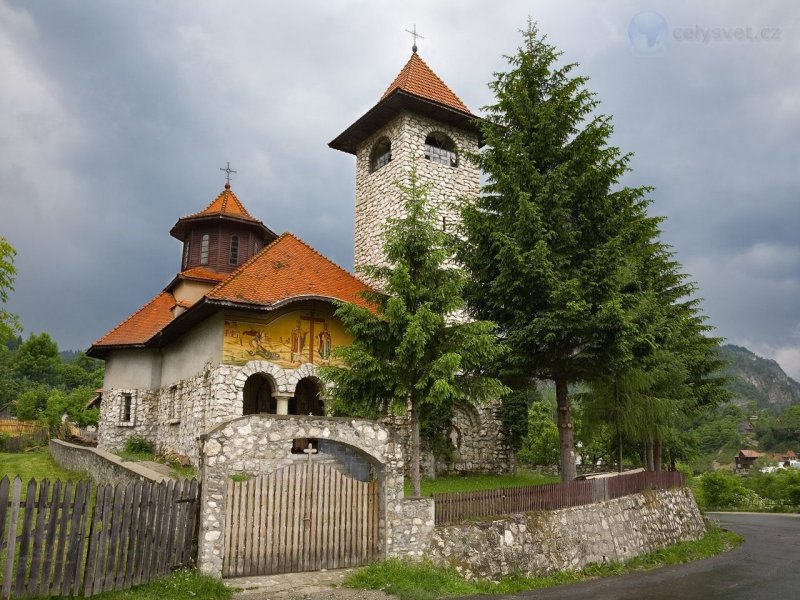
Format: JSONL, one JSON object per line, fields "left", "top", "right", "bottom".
{"left": 242, "top": 373, "right": 276, "bottom": 415}
{"left": 291, "top": 376, "right": 324, "bottom": 416}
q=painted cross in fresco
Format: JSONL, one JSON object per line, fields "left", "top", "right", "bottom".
{"left": 300, "top": 312, "right": 326, "bottom": 364}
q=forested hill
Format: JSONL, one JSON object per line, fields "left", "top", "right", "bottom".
{"left": 719, "top": 344, "right": 800, "bottom": 414}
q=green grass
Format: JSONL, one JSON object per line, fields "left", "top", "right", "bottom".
{"left": 89, "top": 569, "right": 231, "bottom": 600}
{"left": 345, "top": 525, "right": 742, "bottom": 600}
{"left": 0, "top": 449, "right": 90, "bottom": 483}
{"left": 405, "top": 470, "right": 559, "bottom": 497}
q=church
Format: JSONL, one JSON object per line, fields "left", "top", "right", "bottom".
{"left": 89, "top": 49, "right": 512, "bottom": 475}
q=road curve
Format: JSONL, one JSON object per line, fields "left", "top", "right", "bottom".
{"left": 478, "top": 512, "right": 800, "bottom": 600}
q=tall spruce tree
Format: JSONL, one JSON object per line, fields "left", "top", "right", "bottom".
{"left": 459, "top": 22, "right": 662, "bottom": 480}
{"left": 322, "top": 166, "right": 506, "bottom": 496}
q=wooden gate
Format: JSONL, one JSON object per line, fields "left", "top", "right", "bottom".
{"left": 222, "top": 463, "right": 379, "bottom": 577}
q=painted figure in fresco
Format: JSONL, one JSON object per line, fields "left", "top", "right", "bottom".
{"left": 290, "top": 321, "right": 307, "bottom": 363}
{"left": 317, "top": 324, "right": 332, "bottom": 361}
{"left": 241, "top": 329, "right": 280, "bottom": 361}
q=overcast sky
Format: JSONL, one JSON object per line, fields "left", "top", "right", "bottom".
{"left": 2, "top": 1, "right": 799, "bottom": 378}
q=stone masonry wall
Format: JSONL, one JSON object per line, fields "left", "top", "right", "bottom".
{"left": 196, "top": 414, "right": 434, "bottom": 577}
{"left": 354, "top": 111, "right": 480, "bottom": 275}
{"left": 49, "top": 439, "right": 170, "bottom": 486}
{"left": 386, "top": 400, "right": 513, "bottom": 477}
{"left": 428, "top": 488, "right": 705, "bottom": 580}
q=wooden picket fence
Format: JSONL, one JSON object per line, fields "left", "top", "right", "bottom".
{"left": 0, "top": 476, "right": 199, "bottom": 599}
{"left": 0, "top": 422, "right": 49, "bottom": 453}
{"left": 434, "top": 470, "right": 685, "bottom": 525}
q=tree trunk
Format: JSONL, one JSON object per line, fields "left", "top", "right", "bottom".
{"left": 645, "top": 438, "right": 655, "bottom": 471}
{"left": 555, "top": 378, "right": 577, "bottom": 481}
{"left": 409, "top": 399, "right": 422, "bottom": 497}
{"left": 654, "top": 438, "right": 663, "bottom": 472}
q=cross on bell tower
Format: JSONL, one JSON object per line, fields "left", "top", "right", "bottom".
{"left": 405, "top": 25, "right": 424, "bottom": 53}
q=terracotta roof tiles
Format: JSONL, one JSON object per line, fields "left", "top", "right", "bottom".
{"left": 179, "top": 266, "right": 227, "bottom": 283}
{"left": 184, "top": 186, "right": 257, "bottom": 221}
{"left": 92, "top": 291, "right": 176, "bottom": 348}
{"left": 206, "top": 233, "right": 372, "bottom": 309}
{"left": 381, "top": 52, "right": 472, "bottom": 115}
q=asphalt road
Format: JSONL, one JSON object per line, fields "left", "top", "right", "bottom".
{"left": 484, "top": 512, "right": 800, "bottom": 600}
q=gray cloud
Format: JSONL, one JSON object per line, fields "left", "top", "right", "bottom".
{"left": 2, "top": 1, "right": 799, "bottom": 379}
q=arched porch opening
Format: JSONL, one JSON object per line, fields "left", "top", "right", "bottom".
{"left": 290, "top": 376, "right": 324, "bottom": 416}
{"left": 242, "top": 373, "right": 276, "bottom": 415}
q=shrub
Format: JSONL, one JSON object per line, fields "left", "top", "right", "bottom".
{"left": 699, "top": 471, "right": 745, "bottom": 508}
{"left": 124, "top": 435, "right": 154, "bottom": 455}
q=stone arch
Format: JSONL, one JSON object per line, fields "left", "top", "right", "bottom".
{"left": 242, "top": 372, "right": 277, "bottom": 415}
{"left": 424, "top": 130, "right": 458, "bottom": 167}
{"left": 369, "top": 136, "right": 392, "bottom": 173}
{"left": 292, "top": 376, "right": 324, "bottom": 417}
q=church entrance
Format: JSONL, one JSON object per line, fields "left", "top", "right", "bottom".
{"left": 242, "top": 373, "right": 276, "bottom": 415}
{"left": 291, "top": 376, "right": 324, "bottom": 416}
{"left": 222, "top": 461, "right": 379, "bottom": 577}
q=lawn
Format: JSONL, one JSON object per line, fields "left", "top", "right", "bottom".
{"left": 0, "top": 449, "right": 90, "bottom": 483}
{"left": 406, "top": 469, "right": 560, "bottom": 496}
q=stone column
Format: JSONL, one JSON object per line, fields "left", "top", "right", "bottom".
{"left": 273, "top": 393, "right": 292, "bottom": 415}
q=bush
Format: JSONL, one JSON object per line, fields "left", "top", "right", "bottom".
{"left": 699, "top": 471, "right": 746, "bottom": 508}
{"left": 124, "top": 435, "right": 155, "bottom": 455}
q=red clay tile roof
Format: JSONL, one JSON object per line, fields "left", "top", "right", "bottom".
{"left": 206, "top": 233, "right": 372, "bottom": 309}
{"left": 178, "top": 266, "right": 227, "bottom": 283}
{"left": 184, "top": 185, "right": 257, "bottom": 222}
{"left": 92, "top": 291, "right": 176, "bottom": 348}
{"left": 739, "top": 449, "right": 763, "bottom": 458}
{"left": 381, "top": 52, "right": 472, "bottom": 115}
{"left": 91, "top": 233, "right": 373, "bottom": 351}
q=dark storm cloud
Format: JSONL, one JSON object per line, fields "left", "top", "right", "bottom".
{"left": 1, "top": 1, "right": 799, "bottom": 377}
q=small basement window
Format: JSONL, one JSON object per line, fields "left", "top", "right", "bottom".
{"left": 200, "top": 234, "right": 210, "bottom": 265}
{"left": 370, "top": 137, "right": 392, "bottom": 173}
{"left": 229, "top": 235, "right": 239, "bottom": 265}
{"left": 425, "top": 132, "right": 458, "bottom": 167}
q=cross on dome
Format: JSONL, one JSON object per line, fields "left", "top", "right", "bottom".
{"left": 220, "top": 161, "right": 237, "bottom": 189}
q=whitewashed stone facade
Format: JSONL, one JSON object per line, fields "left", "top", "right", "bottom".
{"left": 354, "top": 111, "right": 480, "bottom": 273}
{"left": 98, "top": 359, "right": 327, "bottom": 465}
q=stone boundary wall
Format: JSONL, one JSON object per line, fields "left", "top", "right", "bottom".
{"left": 428, "top": 488, "right": 704, "bottom": 580}
{"left": 49, "top": 439, "right": 170, "bottom": 486}
{"left": 197, "top": 414, "right": 433, "bottom": 577}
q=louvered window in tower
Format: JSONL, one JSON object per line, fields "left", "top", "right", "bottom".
{"left": 200, "top": 234, "right": 210, "bottom": 265}
{"left": 425, "top": 132, "right": 458, "bottom": 167}
{"left": 230, "top": 235, "right": 239, "bottom": 265}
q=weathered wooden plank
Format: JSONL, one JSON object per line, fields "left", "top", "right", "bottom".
{"left": 82, "top": 484, "right": 108, "bottom": 597}
{"left": 263, "top": 473, "right": 274, "bottom": 575}
{"left": 159, "top": 481, "right": 178, "bottom": 573}
{"left": 13, "top": 478, "right": 37, "bottom": 598}
{"left": 310, "top": 463, "right": 321, "bottom": 572}
{"left": 2, "top": 478, "right": 22, "bottom": 600}
{"left": 0, "top": 476, "right": 9, "bottom": 583}
{"left": 223, "top": 480, "right": 234, "bottom": 577}
{"left": 145, "top": 481, "right": 168, "bottom": 580}
{"left": 26, "top": 478, "right": 49, "bottom": 596}
{"left": 297, "top": 463, "right": 307, "bottom": 572}
{"left": 49, "top": 480, "right": 73, "bottom": 597}
{"left": 132, "top": 481, "right": 153, "bottom": 587}
{"left": 242, "top": 478, "right": 253, "bottom": 576}
{"left": 112, "top": 483, "right": 135, "bottom": 592}
{"left": 61, "top": 480, "right": 88, "bottom": 596}
{"left": 121, "top": 482, "right": 143, "bottom": 591}
{"left": 256, "top": 475, "right": 266, "bottom": 575}
{"left": 95, "top": 484, "right": 116, "bottom": 594}
{"left": 332, "top": 469, "right": 341, "bottom": 570}
{"left": 37, "top": 479, "right": 61, "bottom": 598}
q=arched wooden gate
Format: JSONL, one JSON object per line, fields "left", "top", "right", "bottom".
{"left": 222, "top": 463, "right": 379, "bottom": 577}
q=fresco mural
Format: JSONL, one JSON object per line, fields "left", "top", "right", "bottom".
{"left": 223, "top": 310, "right": 352, "bottom": 368}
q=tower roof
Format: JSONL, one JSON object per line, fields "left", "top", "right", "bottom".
{"left": 169, "top": 185, "right": 277, "bottom": 242}
{"left": 329, "top": 51, "right": 480, "bottom": 155}
{"left": 380, "top": 52, "right": 471, "bottom": 114}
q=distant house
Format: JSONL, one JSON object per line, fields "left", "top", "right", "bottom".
{"left": 735, "top": 449, "right": 763, "bottom": 472}
{"left": 738, "top": 420, "right": 755, "bottom": 435}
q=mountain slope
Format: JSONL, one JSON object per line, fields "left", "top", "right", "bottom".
{"left": 719, "top": 344, "right": 800, "bottom": 414}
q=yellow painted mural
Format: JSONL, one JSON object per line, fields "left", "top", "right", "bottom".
{"left": 223, "top": 310, "right": 352, "bottom": 368}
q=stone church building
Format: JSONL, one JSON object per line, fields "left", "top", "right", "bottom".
{"left": 89, "top": 50, "right": 511, "bottom": 475}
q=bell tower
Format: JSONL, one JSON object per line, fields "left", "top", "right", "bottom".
{"left": 329, "top": 50, "right": 481, "bottom": 273}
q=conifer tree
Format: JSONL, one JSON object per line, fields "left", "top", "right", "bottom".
{"left": 459, "top": 22, "right": 661, "bottom": 481}
{"left": 322, "top": 166, "right": 506, "bottom": 496}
